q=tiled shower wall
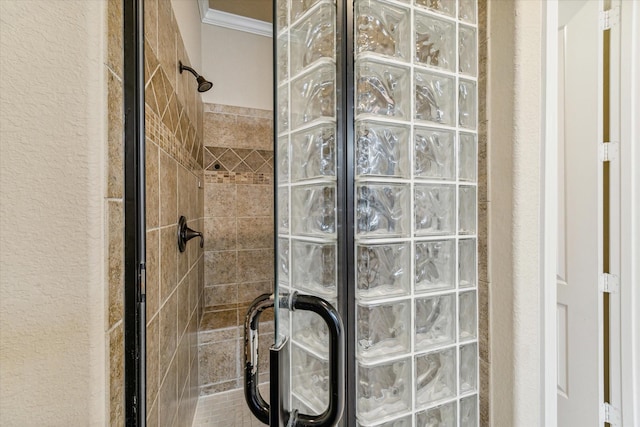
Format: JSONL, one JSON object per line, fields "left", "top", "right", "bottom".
{"left": 198, "top": 104, "right": 275, "bottom": 396}
{"left": 106, "top": 0, "right": 206, "bottom": 423}
{"left": 144, "top": 0, "right": 206, "bottom": 425}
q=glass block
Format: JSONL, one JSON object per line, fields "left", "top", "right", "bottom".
{"left": 459, "top": 291, "right": 477, "bottom": 340}
{"left": 357, "top": 243, "right": 411, "bottom": 300}
{"left": 277, "top": 298, "right": 290, "bottom": 343}
{"left": 278, "top": 136, "right": 289, "bottom": 183}
{"left": 357, "top": 59, "right": 410, "bottom": 119}
{"left": 357, "top": 415, "right": 412, "bottom": 427}
{"left": 291, "top": 0, "right": 323, "bottom": 23}
{"left": 357, "top": 359, "right": 411, "bottom": 422}
{"left": 414, "top": 127, "right": 455, "bottom": 180}
{"left": 415, "top": 294, "right": 456, "bottom": 350}
{"left": 357, "top": 184, "right": 410, "bottom": 237}
{"left": 291, "top": 240, "right": 336, "bottom": 298}
{"left": 459, "top": 25, "right": 477, "bottom": 76}
{"left": 278, "top": 84, "right": 289, "bottom": 133}
{"left": 415, "top": 400, "right": 457, "bottom": 427}
{"left": 293, "top": 309, "right": 330, "bottom": 356}
{"left": 415, "top": 12, "right": 455, "bottom": 71}
{"left": 458, "top": 133, "right": 477, "bottom": 182}
{"left": 357, "top": 301, "right": 410, "bottom": 361}
{"left": 415, "top": 239, "right": 455, "bottom": 292}
{"left": 277, "top": 34, "right": 289, "bottom": 82}
{"left": 460, "top": 343, "right": 478, "bottom": 393}
{"left": 460, "top": 395, "right": 478, "bottom": 427}
{"left": 459, "top": 79, "right": 477, "bottom": 129}
{"left": 458, "top": 239, "right": 476, "bottom": 289}
{"left": 291, "top": 63, "right": 335, "bottom": 129}
{"left": 415, "top": 347, "right": 456, "bottom": 406}
{"left": 414, "top": 184, "right": 455, "bottom": 235}
{"left": 356, "top": 1, "right": 410, "bottom": 60}
{"left": 290, "top": 2, "right": 335, "bottom": 76}
{"left": 291, "top": 123, "right": 336, "bottom": 181}
{"left": 414, "top": 0, "right": 456, "bottom": 18}
{"left": 459, "top": 0, "right": 477, "bottom": 24}
{"left": 278, "top": 238, "right": 289, "bottom": 284}
{"left": 458, "top": 185, "right": 476, "bottom": 235}
{"left": 415, "top": 71, "right": 455, "bottom": 125}
{"left": 292, "top": 344, "right": 329, "bottom": 412}
{"left": 278, "top": 186, "right": 289, "bottom": 232}
{"left": 356, "top": 121, "right": 410, "bottom": 178}
{"left": 291, "top": 184, "right": 336, "bottom": 236}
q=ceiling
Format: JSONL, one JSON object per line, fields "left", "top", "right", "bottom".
{"left": 209, "top": 0, "right": 273, "bottom": 23}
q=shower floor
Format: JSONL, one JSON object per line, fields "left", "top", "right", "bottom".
{"left": 192, "top": 385, "right": 269, "bottom": 427}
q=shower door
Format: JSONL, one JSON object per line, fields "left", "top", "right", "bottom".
{"left": 246, "top": 0, "right": 479, "bottom": 425}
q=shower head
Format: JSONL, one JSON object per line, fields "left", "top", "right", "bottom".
{"left": 179, "top": 61, "right": 213, "bottom": 93}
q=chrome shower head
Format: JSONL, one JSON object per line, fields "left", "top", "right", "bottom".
{"left": 179, "top": 61, "right": 213, "bottom": 93}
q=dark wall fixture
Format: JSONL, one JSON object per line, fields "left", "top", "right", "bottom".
{"left": 179, "top": 61, "right": 213, "bottom": 93}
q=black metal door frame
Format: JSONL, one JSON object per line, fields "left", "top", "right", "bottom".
{"left": 123, "top": 0, "right": 146, "bottom": 425}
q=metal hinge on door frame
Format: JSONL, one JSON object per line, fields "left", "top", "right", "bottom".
{"left": 600, "top": 7, "right": 620, "bottom": 30}
{"left": 601, "top": 402, "right": 621, "bottom": 426}
{"left": 599, "top": 141, "right": 619, "bottom": 162}
{"left": 599, "top": 273, "right": 619, "bottom": 294}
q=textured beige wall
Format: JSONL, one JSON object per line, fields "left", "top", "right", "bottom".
{"left": 0, "top": 0, "right": 107, "bottom": 425}
{"left": 487, "top": 0, "right": 543, "bottom": 425}
{"left": 200, "top": 25, "right": 273, "bottom": 110}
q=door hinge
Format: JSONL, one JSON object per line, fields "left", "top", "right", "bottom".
{"left": 139, "top": 264, "right": 146, "bottom": 295}
{"left": 600, "top": 8, "right": 620, "bottom": 30}
{"left": 599, "top": 273, "right": 619, "bottom": 294}
{"left": 601, "top": 402, "right": 621, "bottom": 426}
{"left": 599, "top": 142, "right": 619, "bottom": 162}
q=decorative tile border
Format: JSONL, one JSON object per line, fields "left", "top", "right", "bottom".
{"left": 204, "top": 171, "right": 273, "bottom": 185}
{"left": 204, "top": 146, "right": 274, "bottom": 174}
{"left": 146, "top": 107, "right": 202, "bottom": 172}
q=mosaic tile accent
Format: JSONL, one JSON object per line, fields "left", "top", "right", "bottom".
{"left": 205, "top": 146, "right": 274, "bottom": 174}
{"left": 204, "top": 171, "right": 273, "bottom": 185}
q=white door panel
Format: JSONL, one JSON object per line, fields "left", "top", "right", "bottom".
{"left": 557, "top": 1, "right": 604, "bottom": 426}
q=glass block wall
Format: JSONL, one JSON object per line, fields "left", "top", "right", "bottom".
{"left": 274, "top": 0, "right": 339, "bottom": 417}
{"left": 353, "top": 0, "right": 479, "bottom": 425}
{"left": 273, "top": 0, "right": 478, "bottom": 424}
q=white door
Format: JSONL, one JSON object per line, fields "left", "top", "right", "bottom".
{"left": 557, "top": 1, "right": 604, "bottom": 426}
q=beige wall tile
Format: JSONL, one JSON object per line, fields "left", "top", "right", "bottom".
{"left": 177, "top": 333, "right": 190, "bottom": 398}
{"left": 238, "top": 281, "right": 272, "bottom": 305}
{"left": 200, "top": 310, "right": 236, "bottom": 330}
{"left": 199, "top": 380, "right": 238, "bottom": 396}
{"left": 145, "top": 37, "right": 160, "bottom": 87}
{"left": 204, "top": 251, "right": 237, "bottom": 285}
{"left": 237, "top": 185, "right": 273, "bottom": 217}
{"left": 177, "top": 278, "right": 190, "bottom": 337}
{"left": 237, "top": 249, "right": 273, "bottom": 283}
{"left": 147, "top": 397, "right": 158, "bottom": 427}
{"left": 147, "top": 229, "right": 160, "bottom": 319}
{"left": 204, "top": 217, "right": 237, "bottom": 251}
{"left": 108, "top": 201, "right": 123, "bottom": 328}
{"left": 158, "top": 356, "right": 178, "bottom": 425}
{"left": 479, "top": 280, "right": 490, "bottom": 363}
{"left": 160, "top": 226, "right": 178, "bottom": 300}
{"left": 203, "top": 112, "right": 238, "bottom": 148}
{"left": 146, "top": 314, "right": 160, "bottom": 411}
{"left": 159, "top": 290, "right": 178, "bottom": 376}
{"left": 157, "top": 0, "right": 176, "bottom": 91}
{"left": 237, "top": 217, "right": 273, "bottom": 250}
{"left": 205, "top": 183, "right": 236, "bottom": 218}
{"left": 160, "top": 151, "right": 178, "bottom": 227}
{"left": 144, "top": 0, "right": 158, "bottom": 56}
{"left": 204, "top": 284, "right": 238, "bottom": 308}
{"left": 199, "top": 340, "right": 237, "bottom": 384}
{"left": 146, "top": 140, "right": 160, "bottom": 229}
{"left": 236, "top": 115, "right": 273, "bottom": 151}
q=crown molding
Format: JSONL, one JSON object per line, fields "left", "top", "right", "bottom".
{"left": 198, "top": 0, "right": 272, "bottom": 38}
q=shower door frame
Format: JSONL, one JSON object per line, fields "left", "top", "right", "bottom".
{"left": 123, "top": 0, "right": 147, "bottom": 425}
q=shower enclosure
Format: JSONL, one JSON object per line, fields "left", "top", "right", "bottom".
{"left": 245, "top": 0, "right": 479, "bottom": 425}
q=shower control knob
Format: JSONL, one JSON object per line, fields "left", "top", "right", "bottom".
{"left": 177, "top": 216, "right": 203, "bottom": 252}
